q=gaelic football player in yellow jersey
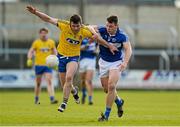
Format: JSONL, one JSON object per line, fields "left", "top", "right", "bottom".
{"left": 27, "top": 28, "right": 58, "bottom": 104}
{"left": 26, "top": 5, "right": 118, "bottom": 112}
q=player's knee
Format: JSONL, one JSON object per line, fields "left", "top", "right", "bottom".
{"left": 46, "top": 78, "right": 52, "bottom": 84}
{"left": 36, "top": 83, "right": 41, "bottom": 87}
{"left": 47, "top": 80, "right": 52, "bottom": 86}
{"left": 108, "top": 85, "right": 115, "bottom": 92}
{"left": 36, "top": 80, "right": 41, "bottom": 86}
{"left": 101, "top": 84, "right": 108, "bottom": 93}
{"left": 86, "top": 80, "right": 92, "bottom": 85}
{"left": 65, "top": 75, "right": 73, "bottom": 82}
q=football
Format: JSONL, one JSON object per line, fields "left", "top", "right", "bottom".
{"left": 46, "top": 55, "right": 59, "bottom": 68}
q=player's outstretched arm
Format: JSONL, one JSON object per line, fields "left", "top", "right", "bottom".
{"left": 26, "top": 5, "right": 58, "bottom": 26}
{"left": 87, "top": 25, "right": 118, "bottom": 55}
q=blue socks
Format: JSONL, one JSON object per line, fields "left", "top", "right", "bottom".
{"left": 35, "top": 96, "right": 39, "bottom": 103}
{"left": 104, "top": 107, "right": 111, "bottom": 119}
{"left": 50, "top": 96, "right": 55, "bottom": 102}
{"left": 88, "top": 96, "right": 92, "bottom": 103}
{"left": 115, "top": 96, "right": 122, "bottom": 107}
{"left": 35, "top": 96, "right": 56, "bottom": 103}
{"left": 82, "top": 88, "right": 86, "bottom": 97}
{"left": 103, "top": 97, "right": 122, "bottom": 119}
{"left": 82, "top": 88, "right": 93, "bottom": 103}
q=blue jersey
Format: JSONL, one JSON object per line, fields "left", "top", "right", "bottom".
{"left": 80, "top": 38, "right": 97, "bottom": 60}
{"left": 98, "top": 26, "right": 129, "bottom": 62}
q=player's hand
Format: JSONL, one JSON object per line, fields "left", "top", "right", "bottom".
{"left": 108, "top": 44, "right": 118, "bottom": 55}
{"left": 26, "top": 59, "right": 33, "bottom": 67}
{"left": 119, "top": 62, "right": 127, "bottom": 72}
{"left": 26, "top": 5, "right": 36, "bottom": 14}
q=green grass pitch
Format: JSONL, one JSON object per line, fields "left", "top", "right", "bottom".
{"left": 0, "top": 89, "right": 180, "bottom": 126}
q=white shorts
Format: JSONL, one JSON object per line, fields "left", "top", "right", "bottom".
{"left": 79, "top": 58, "right": 96, "bottom": 73}
{"left": 98, "top": 58, "right": 123, "bottom": 78}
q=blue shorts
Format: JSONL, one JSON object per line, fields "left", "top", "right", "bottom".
{"left": 35, "top": 65, "right": 52, "bottom": 75}
{"left": 57, "top": 54, "right": 79, "bottom": 73}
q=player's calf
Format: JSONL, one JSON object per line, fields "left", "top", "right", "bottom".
{"left": 71, "top": 86, "right": 80, "bottom": 104}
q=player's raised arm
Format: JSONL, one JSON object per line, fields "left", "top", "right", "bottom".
{"left": 26, "top": 5, "right": 58, "bottom": 26}
{"left": 87, "top": 25, "right": 118, "bottom": 55}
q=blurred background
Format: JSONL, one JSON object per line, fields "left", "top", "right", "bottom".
{"left": 0, "top": 0, "right": 180, "bottom": 89}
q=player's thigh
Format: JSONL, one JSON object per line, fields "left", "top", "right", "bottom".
{"left": 108, "top": 69, "right": 119, "bottom": 86}
{"left": 66, "top": 61, "right": 78, "bottom": 81}
{"left": 100, "top": 77, "right": 109, "bottom": 91}
{"left": 85, "top": 70, "right": 94, "bottom": 81}
{"left": 59, "top": 72, "right": 66, "bottom": 87}
{"left": 44, "top": 72, "right": 52, "bottom": 82}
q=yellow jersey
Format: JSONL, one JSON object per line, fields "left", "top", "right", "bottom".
{"left": 57, "top": 20, "right": 93, "bottom": 57}
{"left": 32, "top": 39, "right": 56, "bottom": 65}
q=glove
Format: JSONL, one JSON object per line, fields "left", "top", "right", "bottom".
{"left": 27, "top": 59, "right": 33, "bottom": 67}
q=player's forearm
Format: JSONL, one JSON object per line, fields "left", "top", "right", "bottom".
{"left": 27, "top": 49, "right": 34, "bottom": 59}
{"left": 97, "top": 37, "right": 110, "bottom": 48}
{"left": 123, "top": 44, "right": 132, "bottom": 64}
{"left": 87, "top": 25, "right": 98, "bottom": 33}
{"left": 34, "top": 10, "right": 51, "bottom": 23}
{"left": 87, "top": 25, "right": 107, "bottom": 47}
{"left": 27, "top": 52, "right": 33, "bottom": 59}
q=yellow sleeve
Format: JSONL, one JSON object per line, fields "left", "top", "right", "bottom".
{"left": 57, "top": 20, "right": 69, "bottom": 31}
{"left": 31, "top": 40, "right": 37, "bottom": 49}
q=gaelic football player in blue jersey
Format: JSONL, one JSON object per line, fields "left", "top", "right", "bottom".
{"left": 89, "top": 15, "right": 132, "bottom": 121}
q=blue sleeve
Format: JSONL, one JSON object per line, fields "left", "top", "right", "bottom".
{"left": 121, "top": 32, "right": 129, "bottom": 43}
{"left": 98, "top": 26, "right": 106, "bottom": 35}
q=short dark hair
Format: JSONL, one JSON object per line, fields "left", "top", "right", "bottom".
{"left": 70, "top": 14, "right": 82, "bottom": 24}
{"left": 107, "top": 15, "right": 118, "bottom": 24}
{"left": 39, "top": 28, "right": 48, "bottom": 33}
